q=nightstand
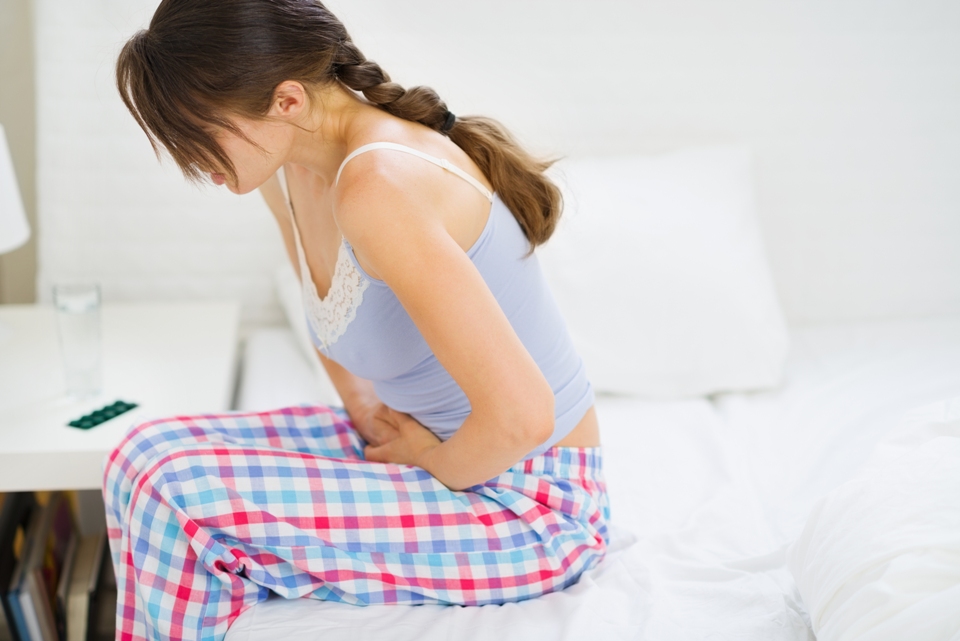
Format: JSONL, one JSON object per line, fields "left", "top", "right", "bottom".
{"left": 0, "top": 301, "right": 241, "bottom": 493}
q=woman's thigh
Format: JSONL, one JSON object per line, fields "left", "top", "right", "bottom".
{"left": 102, "top": 406, "right": 608, "bottom": 639}
{"left": 104, "top": 404, "right": 361, "bottom": 520}
{"left": 124, "top": 437, "right": 607, "bottom": 599}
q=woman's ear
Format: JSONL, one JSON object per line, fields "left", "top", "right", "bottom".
{"left": 270, "top": 81, "right": 307, "bottom": 119}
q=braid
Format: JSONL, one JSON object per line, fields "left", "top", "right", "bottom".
{"left": 330, "top": 37, "right": 560, "bottom": 248}
{"left": 334, "top": 39, "right": 451, "bottom": 133}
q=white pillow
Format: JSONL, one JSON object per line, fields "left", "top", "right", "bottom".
{"left": 274, "top": 262, "right": 343, "bottom": 407}
{"left": 787, "top": 397, "right": 960, "bottom": 641}
{"left": 538, "top": 146, "right": 789, "bottom": 397}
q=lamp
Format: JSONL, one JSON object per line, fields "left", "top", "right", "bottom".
{"left": 0, "top": 123, "right": 30, "bottom": 255}
{"left": 0, "top": 122, "right": 31, "bottom": 344}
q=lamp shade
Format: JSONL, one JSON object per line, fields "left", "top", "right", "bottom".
{"left": 0, "top": 123, "right": 30, "bottom": 255}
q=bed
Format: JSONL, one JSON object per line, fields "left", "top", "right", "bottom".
{"left": 224, "top": 147, "right": 960, "bottom": 640}
{"left": 227, "top": 315, "right": 960, "bottom": 641}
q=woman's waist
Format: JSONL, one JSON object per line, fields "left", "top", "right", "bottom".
{"left": 378, "top": 381, "right": 596, "bottom": 446}
{"left": 553, "top": 405, "right": 600, "bottom": 449}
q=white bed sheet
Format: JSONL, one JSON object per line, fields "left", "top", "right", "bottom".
{"left": 228, "top": 316, "right": 960, "bottom": 641}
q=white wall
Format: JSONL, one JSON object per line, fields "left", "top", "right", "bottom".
{"left": 35, "top": 0, "right": 960, "bottom": 326}
{"left": 35, "top": 0, "right": 287, "bottom": 327}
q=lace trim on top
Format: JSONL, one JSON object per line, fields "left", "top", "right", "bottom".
{"left": 297, "top": 241, "right": 369, "bottom": 350}
{"left": 279, "top": 143, "right": 491, "bottom": 349}
{"left": 280, "top": 165, "right": 368, "bottom": 350}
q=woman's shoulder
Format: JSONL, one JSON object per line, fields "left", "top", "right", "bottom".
{"left": 333, "top": 124, "right": 494, "bottom": 258}
{"left": 336, "top": 116, "right": 490, "bottom": 199}
{"left": 332, "top": 142, "right": 439, "bottom": 237}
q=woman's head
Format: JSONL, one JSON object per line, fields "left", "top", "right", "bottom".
{"left": 117, "top": 0, "right": 562, "bottom": 245}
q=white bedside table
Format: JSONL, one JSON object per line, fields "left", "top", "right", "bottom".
{"left": 0, "top": 301, "right": 240, "bottom": 492}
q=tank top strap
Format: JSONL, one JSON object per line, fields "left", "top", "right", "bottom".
{"left": 334, "top": 141, "right": 494, "bottom": 203}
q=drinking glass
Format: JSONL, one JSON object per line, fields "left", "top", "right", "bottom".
{"left": 53, "top": 282, "right": 103, "bottom": 399}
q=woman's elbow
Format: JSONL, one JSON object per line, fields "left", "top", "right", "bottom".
{"left": 527, "top": 412, "right": 555, "bottom": 448}
{"left": 503, "top": 384, "right": 555, "bottom": 449}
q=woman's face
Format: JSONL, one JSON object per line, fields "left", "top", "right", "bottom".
{"left": 207, "top": 114, "right": 292, "bottom": 195}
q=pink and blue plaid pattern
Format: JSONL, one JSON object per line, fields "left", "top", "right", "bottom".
{"left": 103, "top": 404, "right": 609, "bottom": 641}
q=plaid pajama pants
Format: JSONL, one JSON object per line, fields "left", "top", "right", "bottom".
{"left": 102, "top": 404, "right": 610, "bottom": 641}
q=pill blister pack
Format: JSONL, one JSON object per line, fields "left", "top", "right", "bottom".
{"left": 68, "top": 400, "right": 139, "bottom": 429}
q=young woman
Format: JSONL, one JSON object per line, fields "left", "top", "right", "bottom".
{"left": 103, "top": 1, "right": 608, "bottom": 639}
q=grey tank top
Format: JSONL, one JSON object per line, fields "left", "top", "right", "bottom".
{"left": 281, "top": 142, "right": 594, "bottom": 459}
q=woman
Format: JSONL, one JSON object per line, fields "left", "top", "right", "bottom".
{"left": 104, "top": 1, "right": 608, "bottom": 639}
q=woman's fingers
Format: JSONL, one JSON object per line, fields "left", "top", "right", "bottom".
{"left": 389, "top": 407, "right": 418, "bottom": 430}
{"left": 363, "top": 442, "right": 389, "bottom": 463}
{"left": 351, "top": 402, "right": 400, "bottom": 447}
{"left": 361, "top": 409, "right": 442, "bottom": 468}
{"left": 352, "top": 420, "right": 380, "bottom": 445}
{"left": 372, "top": 407, "right": 401, "bottom": 441}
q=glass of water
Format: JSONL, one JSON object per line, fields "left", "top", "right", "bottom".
{"left": 53, "top": 282, "right": 103, "bottom": 399}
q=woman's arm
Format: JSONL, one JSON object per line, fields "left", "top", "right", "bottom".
{"left": 335, "top": 166, "right": 555, "bottom": 491}
{"left": 314, "top": 349, "right": 401, "bottom": 446}
{"left": 258, "top": 172, "right": 301, "bottom": 274}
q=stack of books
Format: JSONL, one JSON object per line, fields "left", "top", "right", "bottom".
{"left": 0, "top": 493, "right": 114, "bottom": 641}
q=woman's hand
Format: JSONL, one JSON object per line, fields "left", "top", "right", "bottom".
{"left": 363, "top": 407, "right": 442, "bottom": 468}
{"left": 349, "top": 402, "right": 401, "bottom": 447}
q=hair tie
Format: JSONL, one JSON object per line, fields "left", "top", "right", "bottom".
{"left": 440, "top": 111, "right": 456, "bottom": 134}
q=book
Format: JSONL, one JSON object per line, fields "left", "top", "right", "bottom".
{"left": 5, "top": 503, "right": 43, "bottom": 641}
{"left": 0, "top": 584, "right": 6, "bottom": 640}
{"left": 64, "top": 534, "right": 106, "bottom": 641}
{"left": 90, "top": 549, "right": 117, "bottom": 641}
{"left": 54, "top": 534, "right": 78, "bottom": 641}
{"left": 0, "top": 493, "right": 37, "bottom": 641}
{"left": 12, "top": 493, "right": 78, "bottom": 641}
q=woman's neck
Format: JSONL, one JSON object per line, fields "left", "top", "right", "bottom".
{"left": 282, "top": 84, "right": 374, "bottom": 189}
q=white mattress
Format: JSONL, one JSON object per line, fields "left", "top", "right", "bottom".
{"left": 227, "top": 317, "right": 960, "bottom": 641}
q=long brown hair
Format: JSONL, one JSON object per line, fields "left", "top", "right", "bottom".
{"left": 116, "top": 0, "right": 562, "bottom": 247}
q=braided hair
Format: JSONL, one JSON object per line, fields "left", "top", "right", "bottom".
{"left": 117, "top": 0, "right": 562, "bottom": 247}
{"left": 333, "top": 39, "right": 450, "bottom": 133}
